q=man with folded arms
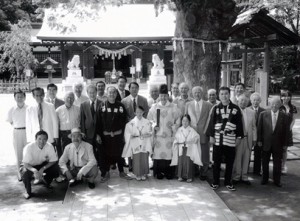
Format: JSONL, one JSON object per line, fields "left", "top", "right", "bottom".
{"left": 97, "top": 86, "right": 132, "bottom": 181}
{"left": 59, "top": 128, "right": 98, "bottom": 189}
{"left": 21, "top": 130, "right": 59, "bottom": 199}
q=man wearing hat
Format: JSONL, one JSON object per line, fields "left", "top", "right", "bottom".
{"left": 147, "top": 84, "right": 181, "bottom": 179}
{"left": 59, "top": 128, "right": 98, "bottom": 189}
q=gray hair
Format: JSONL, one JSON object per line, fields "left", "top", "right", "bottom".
{"left": 207, "top": 88, "right": 217, "bottom": 95}
{"left": 73, "top": 82, "right": 84, "bottom": 90}
{"left": 250, "top": 92, "right": 261, "bottom": 102}
{"left": 192, "top": 86, "right": 203, "bottom": 94}
{"left": 64, "top": 91, "right": 75, "bottom": 99}
{"left": 86, "top": 84, "right": 97, "bottom": 92}
{"left": 179, "top": 82, "right": 189, "bottom": 90}
{"left": 237, "top": 93, "right": 249, "bottom": 101}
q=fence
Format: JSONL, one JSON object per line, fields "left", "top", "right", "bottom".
{"left": 0, "top": 79, "right": 37, "bottom": 93}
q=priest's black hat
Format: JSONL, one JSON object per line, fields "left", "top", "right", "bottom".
{"left": 159, "top": 84, "right": 168, "bottom": 94}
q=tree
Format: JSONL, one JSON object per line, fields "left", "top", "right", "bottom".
{"left": 0, "top": 20, "right": 38, "bottom": 79}
{"left": 0, "top": 0, "right": 40, "bottom": 31}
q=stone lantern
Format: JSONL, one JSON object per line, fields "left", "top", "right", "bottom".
{"left": 40, "top": 57, "right": 59, "bottom": 83}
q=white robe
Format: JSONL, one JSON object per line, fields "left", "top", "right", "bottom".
{"left": 122, "top": 117, "right": 153, "bottom": 158}
{"left": 171, "top": 126, "right": 202, "bottom": 166}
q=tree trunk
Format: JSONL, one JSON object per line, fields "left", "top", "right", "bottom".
{"left": 173, "top": 0, "right": 237, "bottom": 94}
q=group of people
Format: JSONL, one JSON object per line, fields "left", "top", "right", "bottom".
{"left": 6, "top": 77, "right": 297, "bottom": 199}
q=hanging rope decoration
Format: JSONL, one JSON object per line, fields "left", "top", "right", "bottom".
{"left": 172, "top": 37, "right": 228, "bottom": 58}
{"left": 84, "top": 44, "right": 142, "bottom": 60}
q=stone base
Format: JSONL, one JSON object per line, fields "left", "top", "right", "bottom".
{"left": 147, "top": 68, "right": 167, "bottom": 90}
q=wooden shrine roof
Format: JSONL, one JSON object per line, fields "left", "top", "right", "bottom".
{"left": 229, "top": 9, "right": 300, "bottom": 48}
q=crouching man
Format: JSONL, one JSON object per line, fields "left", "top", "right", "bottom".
{"left": 59, "top": 128, "right": 98, "bottom": 189}
{"left": 21, "top": 130, "right": 59, "bottom": 199}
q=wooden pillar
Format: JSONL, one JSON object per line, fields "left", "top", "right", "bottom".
{"left": 241, "top": 46, "right": 247, "bottom": 84}
{"left": 262, "top": 42, "right": 270, "bottom": 107}
{"left": 221, "top": 48, "right": 228, "bottom": 87}
{"left": 60, "top": 42, "right": 67, "bottom": 79}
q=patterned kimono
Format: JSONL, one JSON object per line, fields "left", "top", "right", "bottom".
{"left": 147, "top": 101, "right": 181, "bottom": 178}
{"left": 123, "top": 117, "right": 153, "bottom": 177}
{"left": 171, "top": 126, "right": 202, "bottom": 179}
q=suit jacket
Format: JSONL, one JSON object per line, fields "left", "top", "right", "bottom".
{"left": 248, "top": 106, "right": 265, "bottom": 126}
{"left": 26, "top": 101, "right": 59, "bottom": 143}
{"left": 80, "top": 99, "right": 103, "bottom": 140}
{"left": 241, "top": 108, "right": 257, "bottom": 149}
{"left": 116, "top": 89, "right": 130, "bottom": 102}
{"left": 121, "top": 95, "right": 149, "bottom": 120}
{"left": 45, "top": 97, "right": 65, "bottom": 110}
{"left": 257, "top": 110, "right": 289, "bottom": 152}
{"left": 185, "top": 100, "right": 213, "bottom": 144}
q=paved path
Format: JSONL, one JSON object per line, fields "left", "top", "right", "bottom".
{"left": 0, "top": 79, "right": 299, "bottom": 221}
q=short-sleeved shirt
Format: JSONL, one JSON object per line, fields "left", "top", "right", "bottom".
{"left": 6, "top": 104, "right": 27, "bottom": 128}
{"left": 56, "top": 105, "right": 80, "bottom": 131}
{"left": 23, "top": 142, "right": 58, "bottom": 166}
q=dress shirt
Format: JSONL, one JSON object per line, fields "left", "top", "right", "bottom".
{"left": 74, "top": 95, "right": 89, "bottom": 107}
{"left": 56, "top": 105, "right": 80, "bottom": 131}
{"left": 271, "top": 111, "right": 278, "bottom": 130}
{"left": 194, "top": 99, "right": 203, "bottom": 114}
{"left": 6, "top": 104, "right": 27, "bottom": 127}
{"left": 118, "top": 89, "right": 126, "bottom": 100}
{"left": 23, "top": 142, "right": 58, "bottom": 166}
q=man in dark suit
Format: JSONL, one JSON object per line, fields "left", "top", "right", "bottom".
{"left": 121, "top": 82, "right": 149, "bottom": 120}
{"left": 248, "top": 92, "right": 265, "bottom": 175}
{"left": 258, "top": 96, "right": 289, "bottom": 187}
{"left": 45, "top": 83, "right": 64, "bottom": 109}
{"left": 116, "top": 76, "right": 130, "bottom": 102}
{"left": 80, "top": 84, "right": 103, "bottom": 172}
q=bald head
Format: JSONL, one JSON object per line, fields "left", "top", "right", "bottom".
{"left": 270, "top": 96, "right": 282, "bottom": 113}
{"left": 64, "top": 92, "right": 75, "bottom": 108}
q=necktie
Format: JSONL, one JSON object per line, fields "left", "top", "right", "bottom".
{"left": 196, "top": 102, "right": 200, "bottom": 121}
{"left": 38, "top": 103, "right": 43, "bottom": 130}
{"left": 272, "top": 113, "right": 276, "bottom": 131}
{"left": 133, "top": 98, "right": 136, "bottom": 113}
{"left": 91, "top": 101, "right": 95, "bottom": 118}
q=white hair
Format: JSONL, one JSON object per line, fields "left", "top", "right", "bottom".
{"left": 207, "top": 88, "right": 217, "bottom": 95}
{"left": 250, "top": 92, "right": 261, "bottom": 102}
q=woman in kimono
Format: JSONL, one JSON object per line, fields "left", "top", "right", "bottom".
{"left": 147, "top": 84, "right": 181, "bottom": 179}
{"left": 123, "top": 106, "right": 153, "bottom": 181}
{"left": 171, "top": 114, "right": 202, "bottom": 182}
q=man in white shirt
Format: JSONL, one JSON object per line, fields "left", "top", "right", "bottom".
{"left": 6, "top": 90, "right": 27, "bottom": 181}
{"left": 26, "top": 87, "right": 59, "bottom": 145}
{"left": 56, "top": 92, "right": 80, "bottom": 155}
{"left": 173, "top": 82, "right": 193, "bottom": 115}
{"left": 21, "top": 131, "right": 59, "bottom": 199}
{"left": 59, "top": 128, "right": 98, "bottom": 189}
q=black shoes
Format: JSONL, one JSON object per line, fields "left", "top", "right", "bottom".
{"left": 88, "top": 182, "right": 95, "bottom": 189}
{"left": 200, "top": 176, "right": 207, "bottom": 181}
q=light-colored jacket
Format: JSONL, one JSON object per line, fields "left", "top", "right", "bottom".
{"left": 185, "top": 100, "right": 213, "bottom": 144}
{"left": 59, "top": 141, "right": 97, "bottom": 176}
{"left": 26, "top": 101, "right": 58, "bottom": 143}
{"left": 242, "top": 108, "right": 257, "bottom": 149}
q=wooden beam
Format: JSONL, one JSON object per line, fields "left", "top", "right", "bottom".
{"left": 221, "top": 59, "right": 242, "bottom": 64}
{"left": 229, "top": 48, "right": 264, "bottom": 53}
{"left": 229, "top": 33, "right": 278, "bottom": 44}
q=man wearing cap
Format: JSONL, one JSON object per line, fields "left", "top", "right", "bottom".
{"left": 148, "top": 84, "right": 181, "bottom": 179}
{"left": 59, "top": 128, "right": 98, "bottom": 189}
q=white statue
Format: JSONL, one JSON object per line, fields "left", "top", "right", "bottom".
{"left": 152, "top": 54, "right": 164, "bottom": 69}
{"left": 67, "top": 55, "right": 80, "bottom": 70}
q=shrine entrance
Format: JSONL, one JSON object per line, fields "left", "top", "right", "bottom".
{"left": 93, "top": 54, "right": 132, "bottom": 78}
